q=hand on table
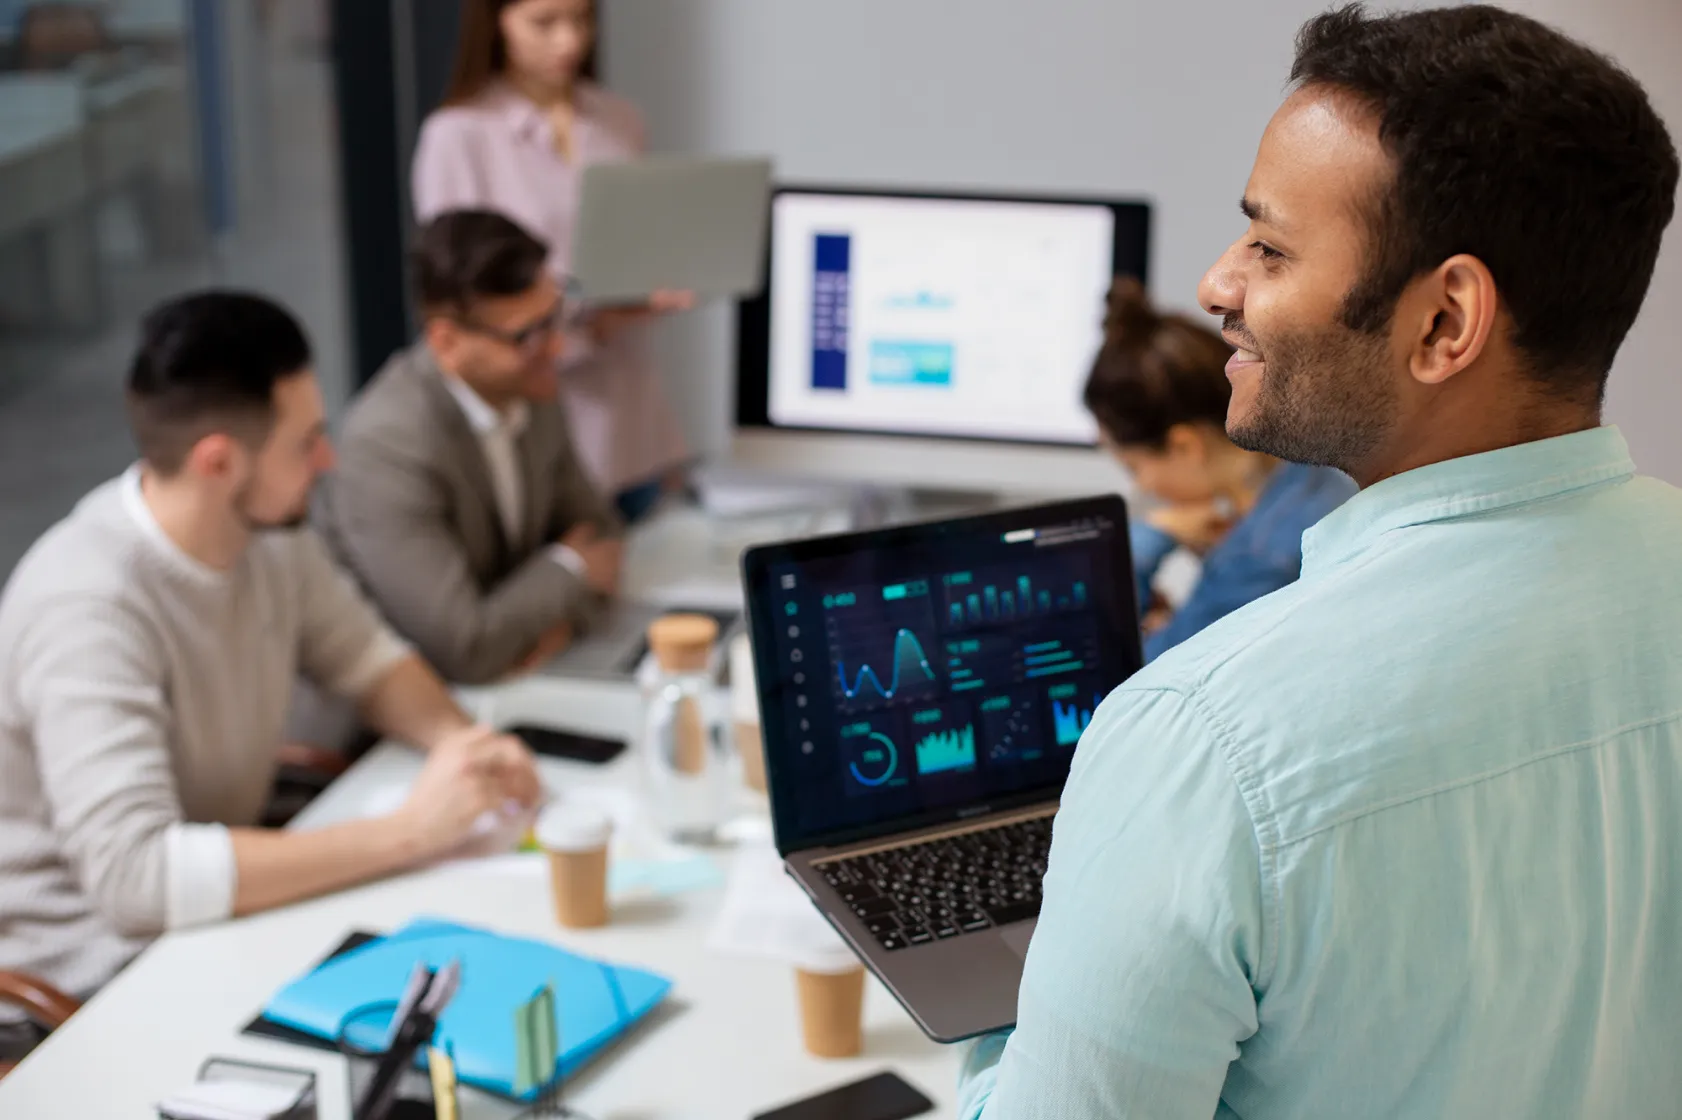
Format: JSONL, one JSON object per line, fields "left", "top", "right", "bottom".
{"left": 1141, "top": 592, "right": 1174, "bottom": 636}
{"left": 1146, "top": 500, "right": 1236, "bottom": 557}
{"left": 395, "top": 726, "right": 542, "bottom": 861}
{"left": 587, "top": 289, "right": 697, "bottom": 344}
{"left": 560, "top": 522, "right": 624, "bottom": 596}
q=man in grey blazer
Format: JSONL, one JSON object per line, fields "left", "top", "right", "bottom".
{"left": 314, "top": 210, "right": 622, "bottom": 692}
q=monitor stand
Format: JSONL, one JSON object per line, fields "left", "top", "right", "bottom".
{"left": 692, "top": 464, "right": 1033, "bottom": 537}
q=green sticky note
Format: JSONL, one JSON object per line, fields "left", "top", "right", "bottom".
{"left": 512, "top": 983, "right": 558, "bottom": 1096}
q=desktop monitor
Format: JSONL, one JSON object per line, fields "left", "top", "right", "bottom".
{"left": 735, "top": 185, "right": 1151, "bottom": 495}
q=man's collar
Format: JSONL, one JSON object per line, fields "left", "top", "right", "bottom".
{"left": 1302, "top": 426, "right": 1635, "bottom": 573}
{"left": 438, "top": 371, "right": 530, "bottom": 437}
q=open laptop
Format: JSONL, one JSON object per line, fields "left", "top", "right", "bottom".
{"left": 572, "top": 156, "right": 773, "bottom": 304}
{"left": 543, "top": 600, "right": 740, "bottom": 680}
{"left": 742, "top": 496, "right": 1143, "bottom": 1042}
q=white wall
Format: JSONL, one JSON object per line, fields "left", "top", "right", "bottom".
{"left": 602, "top": 0, "right": 1682, "bottom": 484}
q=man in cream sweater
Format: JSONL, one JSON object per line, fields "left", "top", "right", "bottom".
{"left": 0, "top": 292, "right": 540, "bottom": 1060}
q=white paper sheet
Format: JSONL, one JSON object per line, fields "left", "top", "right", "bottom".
{"left": 707, "top": 842, "right": 859, "bottom": 973}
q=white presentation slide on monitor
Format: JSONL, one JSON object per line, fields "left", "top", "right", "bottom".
{"left": 767, "top": 193, "right": 1114, "bottom": 445}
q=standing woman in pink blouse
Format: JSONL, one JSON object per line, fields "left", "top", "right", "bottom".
{"left": 414, "top": 0, "right": 692, "bottom": 522}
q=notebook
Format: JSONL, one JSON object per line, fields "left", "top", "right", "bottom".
{"left": 258, "top": 919, "right": 671, "bottom": 1100}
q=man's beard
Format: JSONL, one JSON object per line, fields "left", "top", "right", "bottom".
{"left": 234, "top": 480, "right": 310, "bottom": 533}
{"left": 1223, "top": 310, "right": 1398, "bottom": 473}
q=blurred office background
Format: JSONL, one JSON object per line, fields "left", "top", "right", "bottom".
{"left": 1, "top": 0, "right": 1678, "bottom": 578}
{"left": 0, "top": 0, "right": 343, "bottom": 574}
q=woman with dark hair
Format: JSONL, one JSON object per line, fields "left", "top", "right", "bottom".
{"left": 413, "top": 0, "right": 691, "bottom": 524}
{"left": 1086, "top": 279, "right": 1353, "bottom": 660}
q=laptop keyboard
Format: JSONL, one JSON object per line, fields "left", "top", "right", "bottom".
{"left": 815, "top": 815, "right": 1053, "bottom": 951}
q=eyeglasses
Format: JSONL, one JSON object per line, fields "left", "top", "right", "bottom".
{"left": 453, "top": 303, "right": 567, "bottom": 354}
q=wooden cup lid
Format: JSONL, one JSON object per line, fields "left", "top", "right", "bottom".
{"left": 647, "top": 613, "right": 719, "bottom": 673}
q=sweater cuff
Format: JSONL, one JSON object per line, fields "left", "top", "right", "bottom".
{"left": 164, "top": 822, "right": 235, "bottom": 929}
{"left": 547, "top": 543, "right": 589, "bottom": 580}
{"left": 334, "top": 629, "right": 413, "bottom": 701}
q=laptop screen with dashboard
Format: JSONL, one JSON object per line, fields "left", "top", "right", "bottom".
{"left": 743, "top": 496, "right": 1143, "bottom": 855}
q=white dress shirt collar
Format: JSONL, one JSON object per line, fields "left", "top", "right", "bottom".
{"left": 439, "top": 374, "right": 530, "bottom": 436}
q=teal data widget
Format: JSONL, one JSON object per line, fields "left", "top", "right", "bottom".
{"left": 908, "top": 706, "right": 977, "bottom": 775}
{"left": 979, "top": 690, "right": 1043, "bottom": 764}
{"left": 841, "top": 716, "right": 907, "bottom": 791}
{"left": 826, "top": 581, "right": 940, "bottom": 711}
{"left": 1048, "top": 681, "right": 1104, "bottom": 747}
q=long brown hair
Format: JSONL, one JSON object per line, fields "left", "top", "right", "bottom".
{"left": 1082, "top": 277, "right": 1234, "bottom": 450}
{"left": 444, "top": 0, "right": 599, "bottom": 106}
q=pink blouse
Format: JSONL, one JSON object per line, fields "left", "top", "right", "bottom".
{"left": 412, "top": 81, "right": 689, "bottom": 495}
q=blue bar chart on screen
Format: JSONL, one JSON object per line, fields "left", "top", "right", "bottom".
{"left": 943, "top": 560, "right": 1091, "bottom": 630}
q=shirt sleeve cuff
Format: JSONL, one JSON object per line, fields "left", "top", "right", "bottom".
{"left": 164, "top": 822, "right": 235, "bottom": 929}
{"left": 546, "top": 544, "right": 589, "bottom": 580}
{"left": 956, "top": 1030, "right": 1012, "bottom": 1120}
{"left": 334, "top": 629, "right": 413, "bottom": 700}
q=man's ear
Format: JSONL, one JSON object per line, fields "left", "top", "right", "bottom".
{"left": 424, "top": 316, "right": 461, "bottom": 364}
{"left": 182, "top": 432, "right": 241, "bottom": 483}
{"left": 1408, "top": 253, "right": 1499, "bottom": 387}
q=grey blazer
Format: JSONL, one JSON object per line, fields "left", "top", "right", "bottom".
{"left": 315, "top": 342, "right": 620, "bottom": 685}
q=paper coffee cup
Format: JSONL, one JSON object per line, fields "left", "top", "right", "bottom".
{"left": 735, "top": 721, "right": 767, "bottom": 793}
{"left": 536, "top": 802, "right": 612, "bottom": 929}
{"left": 794, "top": 964, "right": 866, "bottom": 1058}
{"left": 793, "top": 937, "right": 866, "bottom": 1058}
{"left": 729, "top": 634, "right": 767, "bottom": 793}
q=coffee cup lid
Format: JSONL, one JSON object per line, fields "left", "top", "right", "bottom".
{"left": 648, "top": 613, "right": 718, "bottom": 673}
{"left": 795, "top": 938, "right": 863, "bottom": 975}
{"left": 783, "top": 896, "right": 862, "bottom": 974}
{"left": 535, "top": 801, "right": 612, "bottom": 852}
{"left": 728, "top": 633, "right": 759, "bottom": 721}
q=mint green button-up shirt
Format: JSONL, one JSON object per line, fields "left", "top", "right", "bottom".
{"left": 961, "top": 427, "right": 1682, "bottom": 1118}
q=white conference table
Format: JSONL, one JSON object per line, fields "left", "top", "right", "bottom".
{"left": 0, "top": 503, "right": 962, "bottom": 1119}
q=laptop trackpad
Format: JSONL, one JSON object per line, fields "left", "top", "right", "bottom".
{"left": 1001, "top": 919, "right": 1037, "bottom": 959}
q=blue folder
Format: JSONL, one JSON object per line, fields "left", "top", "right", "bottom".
{"left": 263, "top": 918, "right": 671, "bottom": 1099}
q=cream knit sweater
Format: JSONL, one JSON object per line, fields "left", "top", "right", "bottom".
{"left": 0, "top": 470, "right": 406, "bottom": 1008}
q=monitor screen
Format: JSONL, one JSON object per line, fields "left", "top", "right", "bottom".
{"left": 743, "top": 497, "right": 1143, "bottom": 853}
{"left": 737, "top": 188, "right": 1150, "bottom": 448}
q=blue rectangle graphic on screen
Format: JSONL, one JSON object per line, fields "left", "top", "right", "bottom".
{"left": 868, "top": 341, "right": 954, "bottom": 386}
{"left": 810, "top": 234, "right": 851, "bottom": 390}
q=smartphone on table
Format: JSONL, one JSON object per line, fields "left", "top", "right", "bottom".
{"left": 505, "top": 724, "right": 627, "bottom": 766}
{"left": 751, "top": 1071, "right": 935, "bottom": 1120}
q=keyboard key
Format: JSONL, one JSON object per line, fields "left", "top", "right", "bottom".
{"left": 852, "top": 896, "right": 896, "bottom": 918}
{"left": 879, "top": 933, "right": 908, "bottom": 951}
{"left": 828, "top": 817, "right": 1053, "bottom": 942}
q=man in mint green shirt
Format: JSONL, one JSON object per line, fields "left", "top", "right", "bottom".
{"left": 961, "top": 7, "right": 1680, "bottom": 1118}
